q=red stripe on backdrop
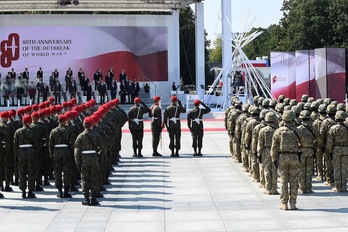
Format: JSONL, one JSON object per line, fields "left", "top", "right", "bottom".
{"left": 72, "top": 51, "right": 168, "bottom": 82}
{"left": 122, "top": 128, "right": 226, "bottom": 133}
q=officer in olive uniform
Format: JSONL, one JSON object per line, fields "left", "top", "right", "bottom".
{"left": 49, "top": 114, "right": 75, "bottom": 198}
{"left": 271, "top": 110, "right": 303, "bottom": 210}
{"left": 150, "top": 96, "right": 164, "bottom": 157}
{"left": 164, "top": 96, "right": 186, "bottom": 157}
{"left": 13, "top": 115, "right": 38, "bottom": 198}
{"left": 187, "top": 100, "right": 211, "bottom": 156}
{"left": 128, "top": 97, "right": 150, "bottom": 157}
{"left": 326, "top": 111, "right": 348, "bottom": 192}
{"left": 74, "top": 116, "right": 103, "bottom": 206}
{"left": 0, "top": 112, "right": 13, "bottom": 192}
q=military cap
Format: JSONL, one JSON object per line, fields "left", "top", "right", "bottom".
{"left": 258, "top": 97, "right": 265, "bottom": 105}
{"left": 234, "top": 101, "right": 242, "bottom": 108}
{"left": 242, "top": 103, "right": 250, "bottom": 112}
{"left": 265, "top": 112, "right": 277, "bottom": 123}
{"left": 276, "top": 103, "right": 285, "bottom": 113}
{"left": 310, "top": 102, "right": 319, "bottom": 110}
{"left": 316, "top": 99, "right": 324, "bottom": 105}
{"left": 270, "top": 100, "right": 277, "bottom": 107}
{"left": 194, "top": 99, "right": 201, "bottom": 106}
{"left": 307, "top": 97, "right": 315, "bottom": 103}
{"left": 9, "top": 109, "right": 16, "bottom": 118}
{"left": 56, "top": 105, "right": 63, "bottom": 112}
{"left": 278, "top": 95, "right": 285, "bottom": 102}
{"left": 171, "top": 96, "right": 178, "bottom": 102}
{"left": 153, "top": 96, "right": 161, "bottom": 102}
{"left": 262, "top": 99, "right": 270, "bottom": 107}
{"left": 249, "top": 106, "right": 260, "bottom": 115}
{"left": 284, "top": 98, "right": 290, "bottom": 105}
{"left": 337, "top": 103, "right": 346, "bottom": 112}
{"left": 323, "top": 98, "right": 332, "bottom": 105}
{"left": 134, "top": 97, "right": 141, "bottom": 103}
{"left": 17, "top": 108, "right": 25, "bottom": 116}
{"left": 292, "top": 105, "right": 301, "bottom": 116}
{"left": 32, "top": 104, "right": 39, "bottom": 111}
{"left": 22, "top": 115, "right": 32, "bottom": 124}
{"left": 282, "top": 110, "right": 295, "bottom": 122}
{"left": 297, "top": 102, "right": 305, "bottom": 111}
{"left": 58, "top": 114, "right": 68, "bottom": 121}
{"left": 31, "top": 112, "right": 39, "bottom": 119}
{"left": 301, "top": 94, "right": 309, "bottom": 102}
{"left": 253, "top": 96, "right": 260, "bottom": 103}
{"left": 335, "top": 111, "right": 347, "bottom": 120}
{"left": 299, "top": 110, "right": 311, "bottom": 119}
{"left": 330, "top": 101, "right": 338, "bottom": 107}
{"left": 326, "top": 104, "right": 336, "bottom": 114}
{"left": 84, "top": 116, "right": 94, "bottom": 125}
{"left": 0, "top": 111, "right": 10, "bottom": 118}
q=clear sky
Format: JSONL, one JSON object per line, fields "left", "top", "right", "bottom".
{"left": 191, "top": 0, "right": 284, "bottom": 47}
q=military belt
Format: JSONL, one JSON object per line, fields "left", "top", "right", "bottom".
{"left": 19, "top": 144, "right": 33, "bottom": 148}
{"left": 81, "top": 150, "right": 97, "bottom": 154}
{"left": 55, "top": 144, "right": 69, "bottom": 148}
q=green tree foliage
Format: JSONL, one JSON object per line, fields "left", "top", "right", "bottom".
{"left": 209, "top": 37, "right": 222, "bottom": 62}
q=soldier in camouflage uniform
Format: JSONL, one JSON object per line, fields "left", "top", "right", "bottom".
{"left": 228, "top": 101, "right": 242, "bottom": 161}
{"left": 164, "top": 96, "right": 186, "bottom": 157}
{"left": 13, "top": 115, "right": 38, "bottom": 198}
{"left": 297, "top": 110, "right": 315, "bottom": 194}
{"left": 326, "top": 111, "right": 348, "bottom": 192}
{"left": 243, "top": 106, "right": 261, "bottom": 181}
{"left": 271, "top": 110, "right": 302, "bottom": 210}
{"left": 258, "top": 112, "right": 278, "bottom": 194}
{"left": 187, "top": 100, "right": 211, "bottom": 156}
{"left": 313, "top": 104, "right": 327, "bottom": 180}
{"left": 150, "top": 96, "right": 164, "bottom": 157}
{"left": 252, "top": 109, "right": 269, "bottom": 188}
{"left": 320, "top": 104, "right": 336, "bottom": 185}
{"left": 235, "top": 104, "right": 250, "bottom": 170}
{"left": 49, "top": 114, "right": 74, "bottom": 198}
{"left": 128, "top": 97, "right": 150, "bottom": 157}
{"left": 74, "top": 116, "right": 103, "bottom": 206}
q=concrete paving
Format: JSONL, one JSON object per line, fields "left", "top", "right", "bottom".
{"left": 1, "top": 119, "right": 348, "bottom": 232}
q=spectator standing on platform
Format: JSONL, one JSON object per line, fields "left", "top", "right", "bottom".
{"left": 69, "top": 80, "right": 77, "bottom": 99}
{"left": 110, "top": 81, "right": 117, "bottom": 100}
{"left": 109, "top": 67, "right": 114, "bottom": 79}
{"left": 105, "top": 71, "right": 113, "bottom": 90}
{"left": 10, "top": 68, "right": 16, "bottom": 79}
{"left": 129, "top": 80, "right": 135, "bottom": 104}
{"left": 144, "top": 83, "right": 150, "bottom": 93}
{"left": 134, "top": 79, "right": 140, "bottom": 97}
{"left": 36, "top": 79, "right": 44, "bottom": 103}
{"left": 42, "top": 83, "right": 49, "bottom": 101}
{"left": 119, "top": 69, "right": 126, "bottom": 82}
{"left": 16, "top": 85, "right": 25, "bottom": 105}
{"left": 28, "top": 81, "right": 36, "bottom": 104}
{"left": 53, "top": 68, "right": 59, "bottom": 79}
{"left": 172, "top": 82, "right": 177, "bottom": 91}
{"left": 120, "top": 80, "right": 127, "bottom": 104}
{"left": 54, "top": 80, "right": 62, "bottom": 104}
{"left": 23, "top": 68, "right": 29, "bottom": 82}
{"left": 125, "top": 77, "right": 131, "bottom": 103}
{"left": 86, "top": 82, "right": 92, "bottom": 101}
{"left": 98, "top": 80, "right": 107, "bottom": 104}
{"left": 78, "top": 68, "right": 83, "bottom": 86}
{"left": 65, "top": 73, "right": 72, "bottom": 92}
{"left": 37, "top": 67, "right": 43, "bottom": 79}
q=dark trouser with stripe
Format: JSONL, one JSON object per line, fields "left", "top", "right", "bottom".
{"left": 168, "top": 128, "right": 181, "bottom": 151}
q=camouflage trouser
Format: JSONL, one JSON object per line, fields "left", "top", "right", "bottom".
{"left": 262, "top": 148, "right": 277, "bottom": 193}
{"left": 190, "top": 129, "right": 203, "bottom": 149}
{"left": 324, "top": 151, "right": 333, "bottom": 184}
{"left": 251, "top": 152, "right": 259, "bottom": 181}
{"left": 81, "top": 154, "right": 99, "bottom": 195}
{"left": 316, "top": 148, "right": 324, "bottom": 179}
{"left": 228, "top": 132, "right": 233, "bottom": 156}
{"left": 298, "top": 148, "right": 314, "bottom": 193}
{"left": 18, "top": 147, "right": 36, "bottom": 191}
{"left": 278, "top": 153, "right": 299, "bottom": 205}
{"left": 53, "top": 148, "right": 72, "bottom": 188}
{"left": 259, "top": 162, "right": 265, "bottom": 187}
{"left": 233, "top": 138, "right": 242, "bottom": 162}
{"left": 4, "top": 147, "right": 14, "bottom": 183}
{"left": 241, "top": 145, "right": 249, "bottom": 171}
{"left": 332, "top": 146, "right": 348, "bottom": 192}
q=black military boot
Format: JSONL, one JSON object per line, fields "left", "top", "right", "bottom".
{"left": 193, "top": 148, "right": 198, "bottom": 156}
{"left": 35, "top": 182, "right": 44, "bottom": 192}
{"left": 63, "top": 187, "right": 72, "bottom": 198}
{"left": 198, "top": 148, "right": 202, "bottom": 156}
{"left": 175, "top": 149, "right": 180, "bottom": 157}
{"left": 27, "top": 190, "right": 36, "bottom": 198}
{"left": 132, "top": 148, "right": 137, "bottom": 157}
{"left": 170, "top": 150, "right": 175, "bottom": 157}
{"left": 82, "top": 193, "right": 90, "bottom": 206}
{"left": 138, "top": 148, "right": 143, "bottom": 158}
{"left": 90, "top": 192, "right": 100, "bottom": 206}
{"left": 21, "top": 190, "right": 26, "bottom": 199}
{"left": 57, "top": 187, "right": 63, "bottom": 198}
{"left": 43, "top": 176, "right": 51, "bottom": 186}
{"left": 0, "top": 193, "right": 4, "bottom": 198}
{"left": 4, "top": 183, "right": 13, "bottom": 192}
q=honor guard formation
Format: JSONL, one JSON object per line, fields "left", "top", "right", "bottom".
{"left": 225, "top": 94, "right": 348, "bottom": 210}
{"left": 0, "top": 95, "right": 211, "bottom": 206}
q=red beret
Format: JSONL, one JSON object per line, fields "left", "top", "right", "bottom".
{"left": 0, "top": 111, "right": 10, "bottom": 118}
{"left": 44, "top": 108, "right": 51, "bottom": 115}
{"left": 62, "top": 102, "right": 68, "bottom": 108}
{"left": 9, "top": 109, "right": 16, "bottom": 118}
{"left": 56, "top": 105, "right": 63, "bottom": 112}
{"left": 71, "top": 110, "right": 79, "bottom": 117}
{"left": 38, "top": 109, "right": 46, "bottom": 116}
{"left": 194, "top": 99, "right": 201, "bottom": 106}
{"left": 84, "top": 116, "right": 94, "bottom": 125}
{"left": 22, "top": 115, "right": 32, "bottom": 124}
{"left": 64, "top": 111, "right": 73, "bottom": 119}
{"left": 17, "top": 108, "right": 25, "bottom": 116}
{"left": 32, "top": 104, "right": 39, "bottom": 111}
{"left": 171, "top": 96, "right": 178, "bottom": 102}
{"left": 24, "top": 106, "right": 32, "bottom": 112}
{"left": 38, "top": 103, "right": 45, "bottom": 109}
{"left": 49, "top": 97, "right": 55, "bottom": 102}
{"left": 114, "top": 98, "right": 120, "bottom": 105}
{"left": 44, "top": 101, "right": 50, "bottom": 107}
{"left": 70, "top": 98, "right": 76, "bottom": 104}
{"left": 31, "top": 112, "right": 39, "bottom": 118}
{"left": 58, "top": 114, "right": 68, "bottom": 121}
{"left": 153, "top": 96, "right": 161, "bottom": 102}
{"left": 134, "top": 97, "right": 141, "bottom": 103}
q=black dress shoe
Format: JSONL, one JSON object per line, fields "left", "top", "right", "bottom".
{"left": 4, "top": 186, "right": 13, "bottom": 192}
{"left": 153, "top": 152, "right": 162, "bottom": 157}
{"left": 35, "top": 186, "right": 44, "bottom": 192}
{"left": 82, "top": 199, "right": 90, "bottom": 206}
{"left": 63, "top": 192, "right": 72, "bottom": 198}
{"left": 138, "top": 153, "right": 144, "bottom": 158}
{"left": 90, "top": 199, "right": 100, "bottom": 206}
{"left": 27, "top": 192, "right": 36, "bottom": 198}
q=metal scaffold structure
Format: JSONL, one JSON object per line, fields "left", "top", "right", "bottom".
{"left": 203, "top": 17, "right": 275, "bottom": 111}
{"left": 0, "top": 0, "right": 196, "bottom": 12}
